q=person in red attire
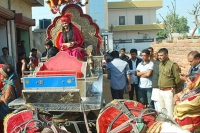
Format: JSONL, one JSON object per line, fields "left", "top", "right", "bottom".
{"left": 29, "top": 48, "right": 39, "bottom": 70}
{"left": 58, "top": 13, "right": 85, "bottom": 60}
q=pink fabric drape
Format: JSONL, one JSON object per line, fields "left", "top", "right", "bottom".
{"left": 59, "top": 25, "right": 85, "bottom": 60}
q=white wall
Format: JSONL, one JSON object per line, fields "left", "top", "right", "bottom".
{"left": 108, "top": 7, "right": 158, "bottom": 52}
{"left": 108, "top": 8, "right": 156, "bottom": 25}
{"left": 114, "top": 42, "right": 152, "bottom": 52}
{"left": 112, "top": 30, "right": 157, "bottom": 52}
{"left": 113, "top": 30, "right": 157, "bottom": 39}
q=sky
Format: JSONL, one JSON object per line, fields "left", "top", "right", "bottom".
{"left": 32, "top": 0, "right": 200, "bottom": 30}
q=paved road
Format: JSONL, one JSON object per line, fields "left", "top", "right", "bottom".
{"left": 102, "top": 74, "right": 130, "bottom": 104}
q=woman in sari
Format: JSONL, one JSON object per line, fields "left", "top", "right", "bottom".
{"left": 0, "top": 64, "right": 21, "bottom": 132}
{"left": 58, "top": 13, "right": 85, "bottom": 60}
{"left": 174, "top": 72, "right": 200, "bottom": 132}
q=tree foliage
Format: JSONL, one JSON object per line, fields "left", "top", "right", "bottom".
{"left": 157, "top": 15, "right": 190, "bottom": 39}
{"left": 157, "top": 0, "right": 189, "bottom": 40}
{"left": 173, "top": 16, "right": 190, "bottom": 33}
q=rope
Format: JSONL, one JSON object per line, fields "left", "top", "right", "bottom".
{"left": 108, "top": 119, "right": 139, "bottom": 133}
{"left": 10, "top": 119, "right": 44, "bottom": 133}
{"left": 81, "top": 102, "right": 91, "bottom": 133}
{"left": 72, "top": 122, "right": 81, "bottom": 133}
{"left": 50, "top": 125, "right": 58, "bottom": 133}
{"left": 138, "top": 108, "right": 158, "bottom": 119}
{"left": 23, "top": 119, "right": 44, "bottom": 132}
{"left": 107, "top": 112, "right": 123, "bottom": 132}
{"left": 106, "top": 100, "right": 139, "bottom": 133}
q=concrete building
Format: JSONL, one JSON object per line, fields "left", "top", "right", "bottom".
{"left": 108, "top": 0, "right": 164, "bottom": 52}
{"left": 86, "top": 0, "right": 108, "bottom": 33}
{"left": 0, "top": 0, "right": 44, "bottom": 67}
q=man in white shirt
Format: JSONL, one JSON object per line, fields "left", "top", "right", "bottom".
{"left": 127, "top": 49, "right": 142, "bottom": 101}
{"left": 136, "top": 49, "right": 154, "bottom": 108}
{"left": 0, "top": 47, "right": 14, "bottom": 67}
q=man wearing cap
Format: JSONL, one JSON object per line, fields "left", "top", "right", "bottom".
{"left": 158, "top": 48, "right": 181, "bottom": 118}
{"left": 0, "top": 47, "right": 14, "bottom": 67}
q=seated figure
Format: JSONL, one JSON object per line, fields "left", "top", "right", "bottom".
{"left": 44, "top": 40, "right": 59, "bottom": 59}
{"left": 174, "top": 72, "right": 200, "bottom": 132}
{"left": 58, "top": 13, "right": 86, "bottom": 60}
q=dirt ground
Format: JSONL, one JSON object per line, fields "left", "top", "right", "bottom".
{"left": 102, "top": 74, "right": 129, "bottom": 104}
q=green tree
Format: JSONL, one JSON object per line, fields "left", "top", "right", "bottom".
{"left": 164, "top": 14, "right": 189, "bottom": 34}
{"left": 173, "top": 16, "right": 190, "bottom": 33}
{"left": 157, "top": 15, "right": 189, "bottom": 40}
{"left": 156, "top": 29, "right": 168, "bottom": 39}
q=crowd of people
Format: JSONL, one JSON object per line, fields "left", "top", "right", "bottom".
{"left": 107, "top": 47, "right": 200, "bottom": 132}
{"left": 0, "top": 12, "right": 88, "bottom": 132}
{"left": 0, "top": 11, "right": 199, "bottom": 132}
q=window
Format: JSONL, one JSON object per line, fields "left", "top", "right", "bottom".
{"left": 119, "top": 16, "right": 125, "bottom": 25}
{"left": 135, "top": 16, "right": 143, "bottom": 24}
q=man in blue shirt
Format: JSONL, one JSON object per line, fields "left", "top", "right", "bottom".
{"left": 107, "top": 51, "right": 131, "bottom": 99}
{"left": 187, "top": 51, "right": 200, "bottom": 74}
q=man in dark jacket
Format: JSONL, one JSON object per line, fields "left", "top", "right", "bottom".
{"left": 119, "top": 48, "right": 129, "bottom": 62}
{"left": 44, "top": 40, "right": 59, "bottom": 59}
{"left": 127, "top": 49, "right": 142, "bottom": 101}
{"left": 18, "top": 40, "right": 26, "bottom": 56}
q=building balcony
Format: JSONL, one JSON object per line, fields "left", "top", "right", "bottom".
{"left": 108, "top": 0, "right": 162, "bottom": 9}
{"left": 22, "top": 0, "right": 44, "bottom": 7}
{"left": 110, "top": 24, "right": 164, "bottom": 31}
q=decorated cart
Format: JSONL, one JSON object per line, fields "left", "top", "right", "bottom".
{"left": 5, "top": 1, "right": 103, "bottom": 132}
{"left": 2, "top": 1, "right": 197, "bottom": 133}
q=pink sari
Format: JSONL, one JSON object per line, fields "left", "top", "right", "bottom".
{"left": 59, "top": 25, "right": 85, "bottom": 60}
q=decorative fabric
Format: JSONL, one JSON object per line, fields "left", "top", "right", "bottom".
{"left": 58, "top": 23, "right": 86, "bottom": 60}
{"left": 0, "top": 64, "right": 21, "bottom": 120}
{"left": 0, "top": 64, "right": 13, "bottom": 78}
{"left": 4, "top": 110, "right": 40, "bottom": 133}
{"left": 174, "top": 74, "right": 200, "bottom": 131}
{"left": 96, "top": 100, "right": 155, "bottom": 133}
{"left": 60, "top": 13, "right": 72, "bottom": 24}
{"left": 147, "top": 121, "right": 162, "bottom": 133}
{"left": 148, "top": 121, "right": 190, "bottom": 133}
{"left": 4, "top": 105, "right": 70, "bottom": 133}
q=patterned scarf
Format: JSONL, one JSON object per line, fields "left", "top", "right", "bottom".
{"left": 174, "top": 74, "right": 200, "bottom": 131}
